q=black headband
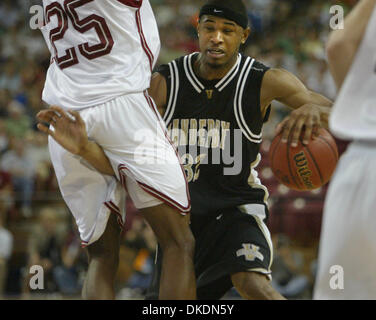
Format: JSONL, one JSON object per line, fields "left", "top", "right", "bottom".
{"left": 199, "top": 4, "right": 248, "bottom": 29}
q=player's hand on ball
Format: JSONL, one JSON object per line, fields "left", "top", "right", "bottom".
{"left": 275, "top": 104, "right": 325, "bottom": 147}
{"left": 36, "top": 106, "right": 89, "bottom": 156}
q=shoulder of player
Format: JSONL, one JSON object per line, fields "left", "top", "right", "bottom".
{"left": 258, "top": 67, "right": 297, "bottom": 112}
{"left": 168, "top": 53, "right": 195, "bottom": 68}
{"left": 155, "top": 53, "right": 191, "bottom": 78}
{"left": 238, "top": 54, "right": 269, "bottom": 71}
{"left": 262, "top": 67, "right": 289, "bottom": 83}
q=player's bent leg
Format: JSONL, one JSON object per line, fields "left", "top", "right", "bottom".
{"left": 82, "top": 213, "right": 121, "bottom": 300}
{"left": 231, "top": 272, "right": 286, "bottom": 300}
{"left": 141, "top": 204, "right": 196, "bottom": 300}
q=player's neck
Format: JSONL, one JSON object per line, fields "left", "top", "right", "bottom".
{"left": 195, "top": 53, "right": 238, "bottom": 81}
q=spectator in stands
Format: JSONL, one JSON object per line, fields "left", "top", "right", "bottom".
{"left": 0, "top": 169, "right": 13, "bottom": 218}
{"left": 4, "top": 100, "right": 31, "bottom": 139}
{"left": 26, "top": 88, "right": 46, "bottom": 120}
{"left": 53, "top": 215, "right": 87, "bottom": 296}
{"left": 22, "top": 207, "right": 67, "bottom": 296}
{"left": 0, "top": 137, "right": 36, "bottom": 217}
{"left": 271, "top": 234, "right": 310, "bottom": 299}
{"left": 0, "top": 211, "right": 13, "bottom": 299}
{"left": 119, "top": 219, "right": 157, "bottom": 298}
{"left": 0, "top": 89, "right": 11, "bottom": 118}
{"left": 0, "top": 0, "right": 19, "bottom": 30}
{"left": 0, "top": 119, "right": 9, "bottom": 154}
{"left": 0, "top": 60, "right": 21, "bottom": 94}
{"left": 26, "top": 131, "right": 51, "bottom": 193}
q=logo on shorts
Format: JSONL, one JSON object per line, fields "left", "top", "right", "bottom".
{"left": 236, "top": 243, "right": 264, "bottom": 262}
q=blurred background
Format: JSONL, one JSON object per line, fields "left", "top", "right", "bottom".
{"left": 0, "top": 0, "right": 355, "bottom": 300}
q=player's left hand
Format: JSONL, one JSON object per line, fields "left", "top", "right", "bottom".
{"left": 36, "top": 106, "right": 89, "bottom": 155}
{"left": 275, "top": 104, "right": 328, "bottom": 147}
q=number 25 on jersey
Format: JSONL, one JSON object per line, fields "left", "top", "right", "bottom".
{"left": 45, "top": 0, "right": 114, "bottom": 69}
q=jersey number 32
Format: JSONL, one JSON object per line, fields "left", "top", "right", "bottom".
{"left": 45, "top": 0, "right": 114, "bottom": 69}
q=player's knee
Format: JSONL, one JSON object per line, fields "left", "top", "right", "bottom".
{"left": 87, "top": 239, "right": 119, "bottom": 267}
{"left": 161, "top": 229, "right": 195, "bottom": 258}
{"left": 88, "top": 248, "right": 119, "bottom": 270}
{"left": 87, "top": 214, "right": 120, "bottom": 262}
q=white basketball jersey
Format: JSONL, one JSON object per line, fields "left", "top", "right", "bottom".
{"left": 329, "top": 7, "right": 376, "bottom": 141}
{"left": 40, "top": 0, "right": 160, "bottom": 109}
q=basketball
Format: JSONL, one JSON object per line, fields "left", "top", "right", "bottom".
{"left": 269, "top": 128, "right": 339, "bottom": 191}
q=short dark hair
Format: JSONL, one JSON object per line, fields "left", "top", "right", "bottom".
{"left": 199, "top": 0, "right": 248, "bottom": 29}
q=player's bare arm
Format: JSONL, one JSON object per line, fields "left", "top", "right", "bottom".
{"left": 326, "top": 0, "right": 376, "bottom": 89}
{"left": 260, "top": 68, "right": 332, "bottom": 147}
{"left": 36, "top": 106, "right": 114, "bottom": 176}
{"left": 148, "top": 72, "right": 168, "bottom": 117}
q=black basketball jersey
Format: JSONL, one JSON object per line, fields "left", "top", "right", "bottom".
{"left": 156, "top": 53, "right": 271, "bottom": 218}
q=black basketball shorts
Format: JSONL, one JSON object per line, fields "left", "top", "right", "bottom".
{"left": 146, "top": 207, "right": 273, "bottom": 300}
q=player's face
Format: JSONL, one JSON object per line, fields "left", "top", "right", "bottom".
{"left": 198, "top": 15, "right": 250, "bottom": 68}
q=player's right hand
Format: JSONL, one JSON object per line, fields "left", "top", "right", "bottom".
{"left": 36, "top": 106, "right": 89, "bottom": 156}
{"left": 275, "top": 103, "right": 323, "bottom": 147}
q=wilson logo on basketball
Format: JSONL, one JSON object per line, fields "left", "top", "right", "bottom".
{"left": 293, "top": 152, "right": 314, "bottom": 189}
{"left": 269, "top": 129, "right": 339, "bottom": 191}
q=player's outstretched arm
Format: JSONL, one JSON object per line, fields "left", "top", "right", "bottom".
{"left": 327, "top": 0, "right": 376, "bottom": 90}
{"left": 261, "top": 68, "right": 332, "bottom": 147}
{"left": 36, "top": 106, "right": 115, "bottom": 176}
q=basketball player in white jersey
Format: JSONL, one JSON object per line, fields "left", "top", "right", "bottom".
{"left": 39, "top": 0, "right": 196, "bottom": 299}
{"left": 314, "top": 0, "right": 376, "bottom": 299}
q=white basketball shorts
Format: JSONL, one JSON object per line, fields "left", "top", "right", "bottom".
{"left": 314, "top": 141, "right": 376, "bottom": 299}
{"left": 49, "top": 91, "right": 190, "bottom": 247}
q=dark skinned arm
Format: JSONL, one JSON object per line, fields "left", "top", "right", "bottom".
{"left": 260, "top": 68, "right": 332, "bottom": 147}
{"left": 326, "top": 0, "right": 376, "bottom": 89}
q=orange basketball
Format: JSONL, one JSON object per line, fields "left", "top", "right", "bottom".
{"left": 269, "top": 128, "right": 339, "bottom": 191}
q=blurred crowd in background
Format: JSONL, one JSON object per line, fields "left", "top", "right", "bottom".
{"left": 0, "top": 0, "right": 354, "bottom": 299}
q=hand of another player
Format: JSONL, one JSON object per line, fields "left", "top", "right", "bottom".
{"left": 36, "top": 106, "right": 89, "bottom": 156}
{"left": 275, "top": 104, "right": 325, "bottom": 147}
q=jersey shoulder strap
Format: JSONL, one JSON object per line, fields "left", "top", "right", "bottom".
{"left": 233, "top": 56, "right": 270, "bottom": 144}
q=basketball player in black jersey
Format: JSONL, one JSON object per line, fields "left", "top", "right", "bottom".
{"left": 37, "top": 0, "right": 332, "bottom": 299}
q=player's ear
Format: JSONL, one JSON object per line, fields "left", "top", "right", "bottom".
{"left": 241, "top": 27, "right": 251, "bottom": 44}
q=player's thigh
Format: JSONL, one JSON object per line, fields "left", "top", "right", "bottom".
{"left": 84, "top": 92, "right": 190, "bottom": 214}
{"left": 218, "top": 210, "right": 273, "bottom": 277}
{"left": 193, "top": 209, "right": 272, "bottom": 298}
